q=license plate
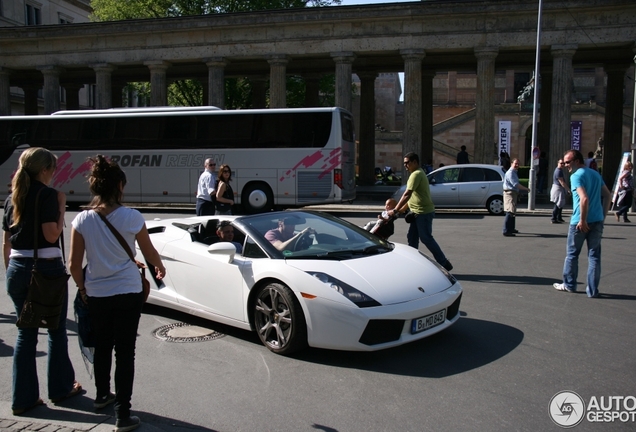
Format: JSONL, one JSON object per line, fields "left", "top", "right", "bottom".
{"left": 411, "top": 309, "right": 446, "bottom": 334}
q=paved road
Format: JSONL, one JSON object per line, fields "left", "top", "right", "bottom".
{"left": 0, "top": 208, "right": 634, "bottom": 431}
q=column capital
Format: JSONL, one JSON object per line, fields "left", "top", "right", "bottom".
{"left": 204, "top": 57, "right": 229, "bottom": 67}
{"left": 144, "top": 61, "right": 171, "bottom": 71}
{"left": 550, "top": 44, "right": 577, "bottom": 58}
{"left": 400, "top": 49, "right": 425, "bottom": 61}
{"left": 474, "top": 47, "right": 499, "bottom": 59}
{"left": 357, "top": 71, "right": 378, "bottom": 81}
{"left": 37, "top": 65, "right": 64, "bottom": 75}
{"left": 330, "top": 52, "right": 356, "bottom": 63}
{"left": 90, "top": 63, "right": 116, "bottom": 73}
{"left": 267, "top": 54, "right": 289, "bottom": 65}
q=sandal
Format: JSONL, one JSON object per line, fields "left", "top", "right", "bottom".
{"left": 12, "top": 398, "right": 44, "bottom": 415}
{"left": 51, "top": 381, "right": 83, "bottom": 404}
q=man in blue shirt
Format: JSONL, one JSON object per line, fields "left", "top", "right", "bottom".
{"left": 553, "top": 150, "right": 611, "bottom": 298}
{"left": 502, "top": 158, "right": 530, "bottom": 236}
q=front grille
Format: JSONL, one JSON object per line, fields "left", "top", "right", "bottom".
{"left": 359, "top": 319, "right": 404, "bottom": 346}
{"left": 446, "top": 293, "right": 462, "bottom": 321}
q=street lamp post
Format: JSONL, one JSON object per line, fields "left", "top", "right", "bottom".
{"left": 528, "top": 0, "right": 543, "bottom": 210}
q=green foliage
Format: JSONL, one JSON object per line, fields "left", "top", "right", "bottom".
{"left": 91, "top": 0, "right": 341, "bottom": 21}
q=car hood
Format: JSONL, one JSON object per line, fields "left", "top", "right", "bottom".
{"left": 286, "top": 243, "right": 455, "bottom": 305}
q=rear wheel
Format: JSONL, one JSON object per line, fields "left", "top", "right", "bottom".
{"left": 253, "top": 283, "right": 307, "bottom": 355}
{"left": 486, "top": 195, "right": 504, "bottom": 215}
{"left": 241, "top": 182, "right": 274, "bottom": 214}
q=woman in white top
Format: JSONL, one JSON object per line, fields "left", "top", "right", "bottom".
{"left": 69, "top": 155, "right": 165, "bottom": 432}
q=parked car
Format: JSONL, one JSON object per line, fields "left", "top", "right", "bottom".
{"left": 139, "top": 211, "right": 462, "bottom": 355}
{"left": 391, "top": 164, "right": 505, "bottom": 215}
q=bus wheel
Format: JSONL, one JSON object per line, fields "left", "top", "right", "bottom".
{"left": 242, "top": 182, "right": 274, "bottom": 214}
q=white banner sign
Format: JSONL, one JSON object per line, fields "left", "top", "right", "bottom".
{"left": 498, "top": 121, "right": 512, "bottom": 156}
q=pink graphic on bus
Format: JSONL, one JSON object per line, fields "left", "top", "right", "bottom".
{"left": 51, "top": 152, "right": 92, "bottom": 188}
{"left": 279, "top": 148, "right": 342, "bottom": 182}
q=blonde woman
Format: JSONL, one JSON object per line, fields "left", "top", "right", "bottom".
{"left": 2, "top": 147, "right": 80, "bottom": 415}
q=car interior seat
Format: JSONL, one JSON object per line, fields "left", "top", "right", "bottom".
{"left": 199, "top": 220, "right": 219, "bottom": 245}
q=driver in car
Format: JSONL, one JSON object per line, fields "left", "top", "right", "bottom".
{"left": 216, "top": 220, "right": 243, "bottom": 254}
{"left": 265, "top": 216, "right": 315, "bottom": 251}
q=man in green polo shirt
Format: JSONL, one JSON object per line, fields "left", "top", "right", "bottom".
{"left": 389, "top": 152, "right": 453, "bottom": 272}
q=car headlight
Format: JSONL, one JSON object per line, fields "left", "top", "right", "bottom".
{"left": 307, "top": 272, "right": 381, "bottom": 308}
{"left": 419, "top": 251, "right": 457, "bottom": 284}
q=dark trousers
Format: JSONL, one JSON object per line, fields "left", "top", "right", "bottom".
{"left": 552, "top": 205, "right": 564, "bottom": 222}
{"left": 88, "top": 292, "right": 143, "bottom": 420}
{"left": 196, "top": 198, "right": 215, "bottom": 216}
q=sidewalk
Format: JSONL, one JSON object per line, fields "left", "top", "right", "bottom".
{"left": 0, "top": 401, "right": 164, "bottom": 432}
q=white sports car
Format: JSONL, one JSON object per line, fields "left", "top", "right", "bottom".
{"left": 138, "top": 211, "right": 462, "bottom": 355}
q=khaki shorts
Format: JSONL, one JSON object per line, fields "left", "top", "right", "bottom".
{"left": 504, "top": 190, "right": 518, "bottom": 214}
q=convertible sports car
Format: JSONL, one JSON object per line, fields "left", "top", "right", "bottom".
{"left": 138, "top": 211, "right": 462, "bottom": 355}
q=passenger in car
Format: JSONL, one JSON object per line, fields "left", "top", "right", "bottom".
{"left": 216, "top": 220, "right": 243, "bottom": 254}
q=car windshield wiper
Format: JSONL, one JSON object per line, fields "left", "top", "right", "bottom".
{"left": 358, "top": 245, "right": 392, "bottom": 255}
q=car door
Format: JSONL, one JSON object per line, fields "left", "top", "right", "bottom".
{"left": 428, "top": 167, "right": 460, "bottom": 206}
{"left": 161, "top": 236, "right": 247, "bottom": 322}
{"left": 458, "top": 167, "right": 488, "bottom": 206}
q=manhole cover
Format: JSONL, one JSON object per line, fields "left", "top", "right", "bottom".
{"left": 152, "top": 322, "right": 225, "bottom": 343}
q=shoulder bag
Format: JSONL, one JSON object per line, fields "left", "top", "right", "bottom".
{"left": 16, "top": 189, "right": 70, "bottom": 330}
{"left": 94, "top": 210, "right": 150, "bottom": 302}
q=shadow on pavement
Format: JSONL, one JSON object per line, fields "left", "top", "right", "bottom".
{"left": 293, "top": 317, "right": 523, "bottom": 378}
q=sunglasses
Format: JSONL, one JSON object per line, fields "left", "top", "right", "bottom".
{"left": 563, "top": 160, "right": 572, "bottom": 165}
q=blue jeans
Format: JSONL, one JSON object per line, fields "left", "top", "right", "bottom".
{"left": 562, "top": 222, "right": 604, "bottom": 297}
{"left": 89, "top": 292, "right": 144, "bottom": 420}
{"left": 407, "top": 211, "right": 448, "bottom": 265}
{"left": 6, "top": 257, "right": 75, "bottom": 410}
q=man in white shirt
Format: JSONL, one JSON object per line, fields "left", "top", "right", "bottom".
{"left": 196, "top": 159, "right": 216, "bottom": 216}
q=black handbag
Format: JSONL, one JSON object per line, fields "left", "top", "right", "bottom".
{"left": 16, "top": 189, "right": 70, "bottom": 330}
{"left": 404, "top": 211, "right": 416, "bottom": 224}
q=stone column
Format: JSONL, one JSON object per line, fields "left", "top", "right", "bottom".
{"left": 304, "top": 74, "right": 321, "bottom": 107}
{"left": 38, "top": 65, "right": 63, "bottom": 114}
{"left": 505, "top": 69, "right": 515, "bottom": 103}
{"left": 548, "top": 45, "right": 576, "bottom": 166}
{"left": 358, "top": 72, "right": 377, "bottom": 186}
{"left": 144, "top": 61, "right": 170, "bottom": 106}
{"left": 538, "top": 68, "right": 552, "bottom": 162}
{"left": 594, "top": 67, "right": 605, "bottom": 105}
{"left": 331, "top": 52, "right": 356, "bottom": 112}
{"left": 401, "top": 49, "right": 425, "bottom": 160}
{"left": 602, "top": 64, "right": 629, "bottom": 186}
{"left": 447, "top": 71, "right": 457, "bottom": 105}
{"left": 251, "top": 77, "right": 267, "bottom": 109}
{"left": 112, "top": 83, "right": 124, "bottom": 108}
{"left": 22, "top": 85, "right": 40, "bottom": 115}
{"left": 0, "top": 68, "right": 11, "bottom": 116}
{"left": 205, "top": 58, "right": 227, "bottom": 109}
{"left": 268, "top": 55, "right": 288, "bottom": 108}
{"left": 474, "top": 47, "right": 498, "bottom": 163}
{"left": 421, "top": 70, "right": 435, "bottom": 164}
{"left": 625, "top": 64, "right": 635, "bottom": 107}
{"left": 92, "top": 63, "right": 115, "bottom": 109}
{"left": 62, "top": 83, "right": 82, "bottom": 110}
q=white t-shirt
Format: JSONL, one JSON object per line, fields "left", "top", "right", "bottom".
{"left": 196, "top": 170, "right": 216, "bottom": 202}
{"left": 71, "top": 207, "right": 146, "bottom": 298}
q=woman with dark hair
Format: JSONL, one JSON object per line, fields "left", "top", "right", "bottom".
{"left": 69, "top": 155, "right": 165, "bottom": 432}
{"left": 215, "top": 164, "right": 235, "bottom": 215}
{"left": 3, "top": 147, "right": 80, "bottom": 415}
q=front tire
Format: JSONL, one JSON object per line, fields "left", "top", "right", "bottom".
{"left": 253, "top": 283, "right": 307, "bottom": 355}
{"left": 486, "top": 195, "right": 504, "bottom": 215}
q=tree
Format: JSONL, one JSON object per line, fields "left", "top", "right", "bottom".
{"left": 91, "top": 0, "right": 340, "bottom": 107}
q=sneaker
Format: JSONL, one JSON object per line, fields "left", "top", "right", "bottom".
{"left": 512, "top": 229, "right": 519, "bottom": 234}
{"left": 115, "top": 416, "right": 141, "bottom": 432}
{"left": 625, "top": 218, "right": 631, "bottom": 223}
{"left": 558, "top": 219, "right": 566, "bottom": 223}
{"left": 503, "top": 232, "right": 515, "bottom": 237}
{"left": 553, "top": 283, "right": 575, "bottom": 293}
{"left": 551, "top": 220, "right": 559, "bottom": 224}
{"left": 94, "top": 392, "right": 116, "bottom": 409}
{"left": 442, "top": 259, "right": 453, "bottom": 272}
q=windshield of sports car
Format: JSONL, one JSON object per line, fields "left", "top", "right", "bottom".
{"left": 240, "top": 211, "right": 394, "bottom": 260}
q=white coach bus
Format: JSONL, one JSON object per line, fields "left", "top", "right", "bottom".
{"left": 0, "top": 107, "right": 356, "bottom": 213}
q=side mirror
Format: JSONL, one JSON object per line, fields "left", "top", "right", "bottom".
{"left": 207, "top": 242, "right": 236, "bottom": 263}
